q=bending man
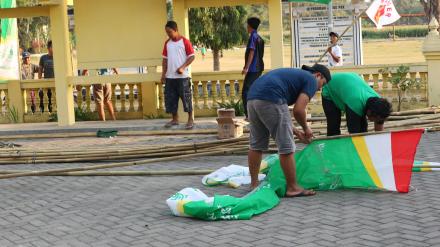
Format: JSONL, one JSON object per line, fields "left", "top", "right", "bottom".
{"left": 322, "top": 72, "right": 392, "bottom": 136}
{"left": 247, "top": 64, "right": 331, "bottom": 197}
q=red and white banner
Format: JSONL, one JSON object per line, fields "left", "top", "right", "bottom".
{"left": 366, "top": 0, "right": 401, "bottom": 29}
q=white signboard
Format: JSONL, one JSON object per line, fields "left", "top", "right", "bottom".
{"left": 292, "top": 5, "right": 363, "bottom": 67}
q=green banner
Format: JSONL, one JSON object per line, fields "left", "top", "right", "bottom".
{"left": 167, "top": 130, "right": 423, "bottom": 220}
{"left": 0, "top": 0, "right": 19, "bottom": 81}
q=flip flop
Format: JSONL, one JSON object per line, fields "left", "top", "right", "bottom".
{"left": 285, "top": 190, "right": 316, "bottom": 198}
{"left": 185, "top": 123, "right": 195, "bottom": 130}
{"left": 164, "top": 122, "right": 179, "bottom": 128}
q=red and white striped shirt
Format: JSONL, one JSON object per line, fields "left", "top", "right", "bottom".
{"left": 162, "top": 37, "right": 195, "bottom": 78}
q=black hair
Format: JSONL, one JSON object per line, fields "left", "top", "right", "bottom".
{"left": 47, "top": 40, "right": 52, "bottom": 48}
{"left": 247, "top": 17, "right": 261, "bottom": 30}
{"left": 165, "top": 21, "right": 178, "bottom": 31}
{"left": 366, "top": 97, "right": 392, "bottom": 123}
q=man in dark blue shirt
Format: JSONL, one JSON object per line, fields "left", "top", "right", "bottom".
{"left": 247, "top": 64, "right": 331, "bottom": 197}
{"left": 242, "top": 17, "right": 264, "bottom": 120}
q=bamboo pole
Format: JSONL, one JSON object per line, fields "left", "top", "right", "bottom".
{"left": 0, "top": 140, "right": 249, "bottom": 160}
{"left": 0, "top": 146, "right": 249, "bottom": 180}
{"left": 0, "top": 169, "right": 215, "bottom": 176}
{"left": 0, "top": 129, "right": 219, "bottom": 140}
{"left": 316, "top": 8, "right": 368, "bottom": 63}
{"left": 0, "top": 142, "right": 249, "bottom": 164}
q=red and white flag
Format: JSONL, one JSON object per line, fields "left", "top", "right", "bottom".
{"left": 366, "top": 0, "right": 401, "bottom": 29}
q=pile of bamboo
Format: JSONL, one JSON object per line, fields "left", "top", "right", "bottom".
{"left": 0, "top": 108, "right": 438, "bottom": 179}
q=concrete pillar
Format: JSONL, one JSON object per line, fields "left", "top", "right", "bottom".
{"left": 423, "top": 18, "right": 440, "bottom": 106}
{"left": 173, "top": 0, "right": 194, "bottom": 123}
{"left": 50, "top": 0, "right": 75, "bottom": 126}
{"left": 7, "top": 80, "right": 24, "bottom": 123}
{"left": 268, "top": 0, "right": 284, "bottom": 69}
{"left": 142, "top": 67, "right": 159, "bottom": 117}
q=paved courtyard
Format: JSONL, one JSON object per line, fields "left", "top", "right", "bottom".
{"left": 0, "top": 133, "right": 439, "bottom": 247}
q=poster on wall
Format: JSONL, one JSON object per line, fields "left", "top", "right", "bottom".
{"left": 0, "top": 0, "right": 19, "bottom": 82}
{"left": 292, "top": 4, "right": 363, "bottom": 67}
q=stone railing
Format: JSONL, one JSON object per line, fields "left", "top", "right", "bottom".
{"left": 321, "top": 63, "right": 428, "bottom": 106}
{"left": 155, "top": 71, "right": 245, "bottom": 117}
{"left": 0, "top": 62, "right": 429, "bottom": 124}
{"left": 0, "top": 79, "right": 143, "bottom": 123}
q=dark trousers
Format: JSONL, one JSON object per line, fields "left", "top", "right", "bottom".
{"left": 242, "top": 71, "right": 262, "bottom": 118}
{"left": 164, "top": 78, "right": 193, "bottom": 114}
{"left": 322, "top": 97, "right": 368, "bottom": 136}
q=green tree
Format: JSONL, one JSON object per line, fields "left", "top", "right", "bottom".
{"left": 189, "top": 6, "right": 247, "bottom": 71}
{"left": 381, "top": 65, "right": 419, "bottom": 112}
{"left": 16, "top": 0, "right": 50, "bottom": 52}
{"left": 420, "top": 0, "right": 440, "bottom": 23}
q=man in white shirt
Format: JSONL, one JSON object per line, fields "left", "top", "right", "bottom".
{"left": 161, "top": 21, "right": 195, "bottom": 129}
{"left": 327, "top": 32, "right": 343, "bottom": 67}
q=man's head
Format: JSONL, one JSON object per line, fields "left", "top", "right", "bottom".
{"left": 47, "top": 40, "right": 53, "bottom": 55}
{"left": 329, "top": 32, "right": 339, "bottom": 44}
{"left": 366, "top": 97, "right": 392, "bottom": 124}
{"left": 301, "top": 64, "right": 331, "bottom": 89}
{"left": 247, "top": 17, "right": 261, "bottom": 33}
{"left": 165, "top": 21, "right": 179, "bottom": 40}
{"left": 22, "top": 52, "right": 31, "bottom": 64}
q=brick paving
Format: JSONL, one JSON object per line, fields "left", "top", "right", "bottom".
{"left": 0, "top": 133, "right": 439, "bottom": 247}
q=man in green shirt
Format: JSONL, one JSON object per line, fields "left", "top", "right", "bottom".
{"left": 322, "top": 72, "right": 392, "bottom": 136}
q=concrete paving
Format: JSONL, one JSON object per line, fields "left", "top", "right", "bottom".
{"left": 0, "top": 133, "right": 439, "bottom": 246}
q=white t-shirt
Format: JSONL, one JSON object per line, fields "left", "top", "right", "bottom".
{"left": 162, "top": 37, "right": 195, "bottom": 79}
{"left": 327, "top": 45, "right": 343, "bottom": 67}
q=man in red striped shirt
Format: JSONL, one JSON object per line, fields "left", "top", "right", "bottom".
{"left": 161, "top": 21, "right": 196, "bottom": 129}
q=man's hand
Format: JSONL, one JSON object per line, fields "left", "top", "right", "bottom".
{"left": 176, "top": 67, "right": 185, "bottom": 74}
{"left": 327, "top": 47, "right": 332, "bottom": 53}
{"left": 242, "top": 67, "right": 248, "bottom": 75}
{"left": 293, "top": 128, "right": 306, "bottom": 141}
{"left": 303, "top": 126, "right": 314, "bottom": 143}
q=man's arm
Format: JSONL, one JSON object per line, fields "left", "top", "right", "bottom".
{"left": 161, "top": 58, "right": 168, "bottom": 83}
{"left": 38, "top": 56, "right": 43, "bottom": 79}
{"left": 374, "top": 122, "right": 384, "bottom": 132}
{"left": 327, "top": 47, "right": 341, "bottom": 63}
{"left": 178, "top": 55, "right": 195, "bottom": 74}
{"left": 242, "top": 49, "right": 254, "bottom": 75}
{"left": 293, "top": 93, "right": 313, "bottom": 142}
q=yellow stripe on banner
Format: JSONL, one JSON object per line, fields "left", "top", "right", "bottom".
{"left": 421, "top": 162, "right": 432, "bottom": 172}
{"left": 352, "top": 136, "right": 384, "bottom": 188}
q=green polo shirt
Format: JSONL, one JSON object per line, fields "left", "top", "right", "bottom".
{"left": 322, "top": 72, "right": 380, "bottom": 116}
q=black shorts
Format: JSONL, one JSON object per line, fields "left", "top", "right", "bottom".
{"left": 165, "top": 78, "right": 193, "bottom": 114}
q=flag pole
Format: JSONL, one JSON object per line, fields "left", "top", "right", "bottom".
{"left": 315, "top": 6, "right": 368, "bottom": 64}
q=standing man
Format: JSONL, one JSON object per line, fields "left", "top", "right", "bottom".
{"left": 21, "top": 52, "right": 39, "bottom": 80}
{"left": 21, "top": 52, "right": 39, "bottom": 113}
{"left": 322, "top": 72, "right": 392, "bottom": 136}
{"left": 38, "top": 40, "right": 54, "bottom": 112}
{"left": 327, "top": 32, "right": 343, "bottom": 67}
{"left": 162, "top": 21, "right": 195, "bottom": 130}
{"left": 242, "top": 17, "right": 265, "bottom": 120}
{"left": 247, "top": 64, "right": 331, "bottom": 197}
{"left": 82, "top": 69, "right": 117, "bottom": 121}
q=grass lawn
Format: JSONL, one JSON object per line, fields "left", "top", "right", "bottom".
{"left": 192, "top": 39, "right": 425, "bottom": 72}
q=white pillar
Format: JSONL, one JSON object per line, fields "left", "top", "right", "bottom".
{"left": 268, "top": 0, "right": 284, "bottom": 69}
{"left": 423, "top": 18, "right": 440, "bottom": 106}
